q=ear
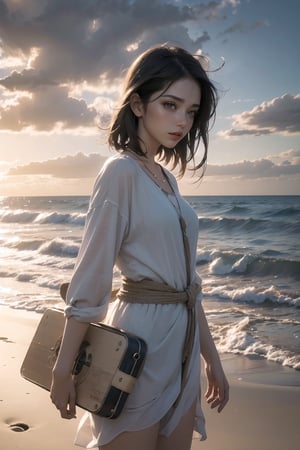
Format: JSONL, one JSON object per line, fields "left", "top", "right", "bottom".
{"left": 130, "top": 93, "right": 144, "bottom": 118}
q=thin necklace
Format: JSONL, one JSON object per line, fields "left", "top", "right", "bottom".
{"left": 124, "top": 148, "right": 189, "bottom": 281}
{"left": 141, "top": 161, "right": 167, "bottom": 184}
{"left": 125, "top": 148, "right": 169, "bottom": 187}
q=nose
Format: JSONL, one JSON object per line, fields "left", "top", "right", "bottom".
{"left": 176, "top": 111, "right": 188, "bottom": 128}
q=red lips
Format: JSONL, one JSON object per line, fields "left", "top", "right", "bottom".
{"left": 169, "top": 132, "right": 183, "bottom": 139}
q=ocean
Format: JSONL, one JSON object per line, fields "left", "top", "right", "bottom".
{"left": 0, "top": 195, "right": 299, "bottom": 372}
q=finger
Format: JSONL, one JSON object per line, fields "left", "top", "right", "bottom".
{"left": 60, "top": 388, "right": 77, "bottom": 419}
{"left": 68, "top": 390, "right": 77, "bottom": 418}
{"left": 205, "top": 381, "right": 215, "bottom": 400}
{"left": 205, "top": 388, "right": 213, "bottom": 401}
{"left": 206, "top": 394, "right": 215, "bottom": 404}
{"left": 59, "top": 404, "right": 76, "bottom": 420}
{"left": 60, "top": 409, "right": 71, "bottom": 419}
{"left": 62, "top": 409, "right": 76, "bottom": 419}
{"left": 209, "top": 398, "right": 221, "bottom": 409}
{"left": 217, "top": 385, "right": 229, "bottom": 413}
{"left": 206, "top": 385, "right": 218, "bottom": 403}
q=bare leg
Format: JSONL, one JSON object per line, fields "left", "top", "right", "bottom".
{"left": 156, "top": 401, "right": 196, "bottom": 450}
{"left": 99, "top": 422, "right": 160, "bottom": 450}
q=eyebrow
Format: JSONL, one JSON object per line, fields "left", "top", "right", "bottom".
{"left": 161, "top": 94, "right": 200, "bottom": 108}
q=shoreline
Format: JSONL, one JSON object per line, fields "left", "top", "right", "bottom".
{"left": 1, "top": 306, "right": 299, "bottom": 450}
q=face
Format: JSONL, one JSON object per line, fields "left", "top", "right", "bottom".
{"left": 133, "top": 77, "right": 201, "bottom": 155}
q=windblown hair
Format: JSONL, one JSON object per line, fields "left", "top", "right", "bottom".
{"left": 108, "top": 44, "right": 218, "bottom": 177}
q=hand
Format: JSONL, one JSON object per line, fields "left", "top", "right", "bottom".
{"left": 50, "top": 371, "right": 77, "bottom": 419}
{"left": 205, "top": 361, "right": 229, "bottom": 413}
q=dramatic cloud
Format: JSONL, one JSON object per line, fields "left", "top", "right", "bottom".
{"left": 0, "top": 0, "right": 221, "bottom": 88}
{"left": 221, "top": 94, "right": 300, "bottom": 138}
{"left": 8, "top": 152, "right": 107, "bottom": 178}
{"left": 0, "top": 85, "right": 98, "bottom": 131}
{"left": 207, "top": 149, "right": 300, "bottom": 178}
{"left": 0, "top": 0, "right": 238, "bottom": 132}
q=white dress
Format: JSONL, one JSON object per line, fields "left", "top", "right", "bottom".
{"left": 64, "top": 154, "right": 206, "bottom": 447}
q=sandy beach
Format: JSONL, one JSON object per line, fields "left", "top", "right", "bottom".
{"left": 1, "top": 305, "right": 299, "bottom": 450}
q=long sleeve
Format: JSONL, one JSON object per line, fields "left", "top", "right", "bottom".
{"left": 64, "top": 157, "right": 132, "bottom": 323}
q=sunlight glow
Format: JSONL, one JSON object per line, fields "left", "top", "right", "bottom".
{"left": 126, "top": 41, "right": 140, "bottom": 52}
{"left": 0, "top": 51, "right": 24, "bottom": 69}
{"left": 88, "top": 19, "right": 101, "bottom": 33}
{"left": 26, "top": 47, "right": 40, "bottom": 69}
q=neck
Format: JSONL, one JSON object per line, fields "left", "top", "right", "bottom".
{"left": 126, "top": 147, "right": 158, "bottom": 166}
{"left": 124, "top": 147, "right": 173, "bottom": 194}
{"left": 144, "top": 147, "right": 158, "bottom": 163}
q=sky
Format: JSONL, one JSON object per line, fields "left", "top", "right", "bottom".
{"left": 0, "top": 0, "right": 299, "bottom": 197}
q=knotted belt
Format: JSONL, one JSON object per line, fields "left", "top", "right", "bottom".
{"left": 117, "top": 277, "right": 201, "bottom": 406}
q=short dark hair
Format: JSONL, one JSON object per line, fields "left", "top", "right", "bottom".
{"left": 108, "top": 44, "right": 218, "bottom": 178}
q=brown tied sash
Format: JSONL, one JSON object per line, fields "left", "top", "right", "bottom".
{"left": 117, "top": 277, "right": 201, "bottom": 406}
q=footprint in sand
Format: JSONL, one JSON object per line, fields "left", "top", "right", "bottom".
{"left": 9, "top": 423, "right": 30, "bottom": 432}
{"left": 0, "top": 337, "right": 15, "bottom": 343}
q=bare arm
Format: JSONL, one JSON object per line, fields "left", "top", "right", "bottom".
{"left": 50, "top": 317, "right": 89, "bottom": 419}
{"left": 198, "top": 301, "right": 229, "bottom": 412}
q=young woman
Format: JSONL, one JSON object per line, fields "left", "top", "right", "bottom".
{"left": 50, "top": 44, "right": 229, "bottom": 450}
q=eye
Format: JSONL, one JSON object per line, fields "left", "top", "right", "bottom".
{"left": 187, "top": 110, "right": 198, "bottom": 119}
{"left": 163, "top": 101, "right": 176, "bottom": 110}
